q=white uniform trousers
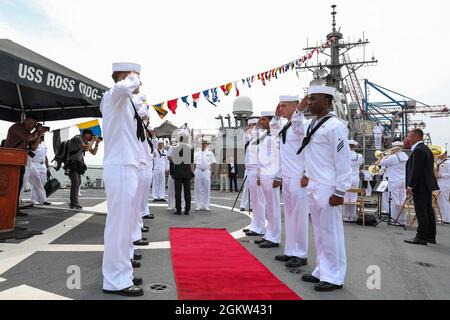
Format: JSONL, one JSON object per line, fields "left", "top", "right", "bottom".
{"left": 19, "top": 157, "right": 32, "bottom": 200}
{"left": 152, "top": 170, "right": 166, "bottom": 200}
{"left": 365, "top": 181, "right": 373, "bottom": 197}
{"left": 246, "top": 169, "right": 266, "bottom": 234}
{"left": 374, "top": 134, "right": 382, "bottom": 150}
{"left": 308, "top": 181, "right": 347, "bottom": 286}
{"left": 437, "top": 179, "right": 450, "bottom": 223}
{"left": 102, "top": 165, "right": 139, "bottom": 291}
{"left": 132, "top": 165, "right": 151, "bottom": 259}
{"left": 260, "top": 176, "right": 281, "bottom": 244}
{"left": 141, "top": 167, "right": 153, "bottom": 217}
{"left": 31, "top": 162, "right": 47, "bottom": 203}
{"left": 219, "top": 174, "right": 229, "bottom": 192}
{"left": 343, "top": 176, "right": 360, "bottom": 222}
{"left": 20, "top": 157, "right": 46, "bottom": 203}
{"left": 382, "top": 190, "right": 389, "bottom": 213}
{"left": 168, "top": 176, "right": 184, "bottom": 210}
{"left": 282, "top": 177, "right": 309, "bottom": 258}
{"left": 195, "top": 168, "right": 211, "bottom": 209}
{"left": 389, "top": 180, "right": 407, "bottom": 224}
{"left": 240, "top": 174, "right": 249, "bottom": 209}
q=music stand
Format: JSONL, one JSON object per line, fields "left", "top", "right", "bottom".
{"left": 373, "top": 180, "right": 406, "bottom": 230}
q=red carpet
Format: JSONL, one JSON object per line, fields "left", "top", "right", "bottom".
{"left": 170, "top": 228, "right": 302, "bottom": 300}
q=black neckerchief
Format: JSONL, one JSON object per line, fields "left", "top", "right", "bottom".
{"left": 437, "top": 158, "right": 448, "bottom": 171}
{"left": 297, "top": 115, "right": 333, "bottom": 155}
{"left": 129, "top": 98, "right": 146, "bottom": 142}
{"left": 252, "top": 131, "right": 269, "bottom": 146}
{"left": 278, "top": 122, "right": 292, "bottom": 145}
{"left": 157, "top": 148, "right": 165, "bottom": 157}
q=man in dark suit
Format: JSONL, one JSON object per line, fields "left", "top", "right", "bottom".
{"left": 170, "top": 133, "right": 194, "bottom": 215}
{"left": 227, "top": 157, "right": 238, "bottom": 192}
{"left": 405, "top": 129, "right": 440, "bottom": 245}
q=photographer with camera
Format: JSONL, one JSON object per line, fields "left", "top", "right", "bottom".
{"left": 65, "top": 129, "right": 101, "bottom": 210}
{"left": 4, "top": 115, "right": 48, "bottom": 215}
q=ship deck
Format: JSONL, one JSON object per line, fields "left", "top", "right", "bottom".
{"left": 0, "top": 189, "right": 449, "bottom": 300}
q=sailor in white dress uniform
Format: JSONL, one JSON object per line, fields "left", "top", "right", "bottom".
{"left": 379, "top": 142, "right": 408, "bottom": 224}
{"left": 100, "top": 62, "right": 146, "bottom": 297}
{"left": 343, "top": 140, "right": 364, "bottom": 222}
{"left": 194, "top": 142, "right": 217, "bottom": 211}
{"left": 152, "top": 139, "right": 169, "bottom": 201}
{"left": 30, "top": 139, "right": 49, "bottom": 204}
{"left": 298, "top": 85, "right": 352, "bottom": 292}
{"left": 270, "top": 95, "right": 310, "bottom": 268}
{"left": 436, "top": 151, "right": 450, "bottom": 223}
{"left": 254, "top": 111, "right": 281, "bottom": 248}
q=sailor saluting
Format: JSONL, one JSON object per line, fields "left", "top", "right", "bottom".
{"left": 100, "top": 62, "right": 146, "bottom": 297}
{"left": 297, "top": 85, "right": 352, "bottom": 292}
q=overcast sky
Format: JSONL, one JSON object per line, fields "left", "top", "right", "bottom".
{"left": 1, "top": 0, "right": 449, "bottom": 165}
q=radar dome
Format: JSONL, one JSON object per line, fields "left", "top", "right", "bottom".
{"left": 233, "top": 96, "right": 253, "bottom": 117}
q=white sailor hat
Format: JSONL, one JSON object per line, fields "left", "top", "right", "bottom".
{"left": 348, "top": 140, "right": 359, "bottom": 146}
{"left": 157, "top": 139, "right": 165, "bottom": 144}
{"left": 308, "top": 85, "right": 336, "bottom": 96}
{"left": 260, "top": 111, "right": 275, "bottom": 118}
{"left": 279, "top": 95, "right": 300, "bottom": 102}
{"left": 112, "top": 62, "right": 142, "bottom": 73}
{"left": 248, "top": 118, "right": 259, "bottom": 125}
{"left": 392, "top": 141, "right": 404, "bottom": 147}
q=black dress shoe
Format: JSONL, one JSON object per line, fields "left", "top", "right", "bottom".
{"left": 174, "top": 211, "right": 182, "bottom": 215}
{"left": 301, "top": 274, "right": 320, "bottom": 284}
{"left": 243, "top": 229, "right": 249, "bottom": 233}
{"left": 314, "top": 282, "right": 343, "bottom": 292}
{"left": 132, "top": 277, "right": 143, "bottom": 286}
{"left": 42, "top": 202, "right": 51, "bottom": 206}
{"left": 259, "top": 241, "right": 280, "bottom": 249}
{"left": 184, "top": 211, "right": 190, "bottom": 215}
{"left": 103, "top": 285, "right": 144, "bottom": 297}
{"left": 133, "top": 253, "right": 142, "bottom": 261}
{"left": 131, "top": 259, "right": 141, "bottom": 268}
{"left": 275, "top": 255, "right": 292, "bottom": 262}
{"left": 133, "top": 240, "right": 149, "bottom": 246}
{"left": 404, "top": 237, "right": 428, "bottom": 246}
{"left": 70, "top": 204, "right": 83, "bottom": 210}
{"left": 143, "top": 214, "right": 154, "bottom": 219}
{"left": 245, "top": 231, "right": 264, "bottom": 237}
{"left": 254, "top": 239, "right": 266, "bottom": 245}
{"left": 240, "top": 208, "right": 246, "bottom": 212}
{"left": 141, "top": 226, "right": 149, "bottom": 233}
{"left": 286, "top": 257, "right": 308, "bottom": 268}
{"left": 427, "top": 239, "right": 437, "bottom": 244}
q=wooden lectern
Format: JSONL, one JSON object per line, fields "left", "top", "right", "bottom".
{"left": 0, "top": 148, "right": 28, "bottom": 232}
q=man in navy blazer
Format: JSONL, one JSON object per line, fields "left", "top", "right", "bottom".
{"left": 405, "top": 129, "right": 439, "bottom": 245}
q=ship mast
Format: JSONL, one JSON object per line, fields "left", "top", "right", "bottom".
{"left": 297, "top": 4, "right": 378, "bottom": 134}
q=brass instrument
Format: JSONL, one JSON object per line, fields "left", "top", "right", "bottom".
{"left": 428, "top": 145, "right": 444, "bottom": 177}
{"left": 368, "top": 146, "right": 403, "bottom": 176}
